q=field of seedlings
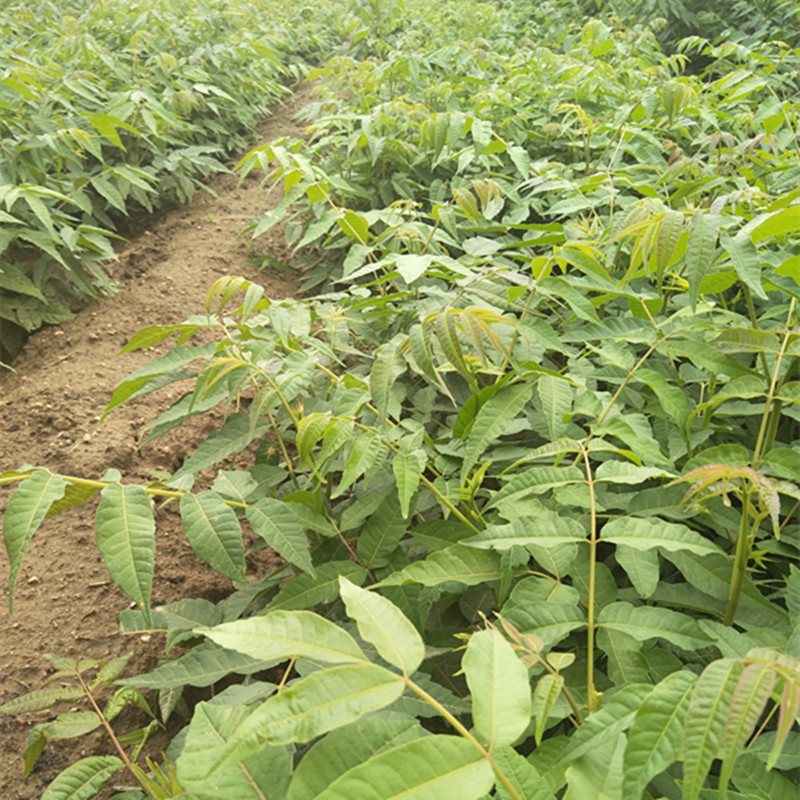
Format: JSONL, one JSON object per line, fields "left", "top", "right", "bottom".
{"left": 2, "top": 0, "right": 800, "bottom": 798}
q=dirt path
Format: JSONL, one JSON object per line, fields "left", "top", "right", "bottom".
{"left": 0, "top": 85, "right": 311, "bottom": 798}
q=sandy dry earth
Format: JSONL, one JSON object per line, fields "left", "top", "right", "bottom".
{"left": 0, "top": 85, "right": 312, "bottom": 798}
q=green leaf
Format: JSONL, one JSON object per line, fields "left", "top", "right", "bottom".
{"left": 40, "top": 711, "right": 101, "bottom": 740}
{"left": 565, "top": 684, "right": 652, "bottom": 763}
{"left": 392, "top": 448, "right": 425, "bottom": 519}
{"left": 718, "top": 662, "right": 776, "bottom": 795}
{"left": 117, "top": 641, "right": 276, "bottom": 689}
{"left": 732, "top": 752, "right": 800, "bottom": 799}
{"left": 685, "top": 209, "right": 719, "bottom": 310}
{"left": 601, "top": 517, "right": 720, "bottom": 556}
{"left": 714, "top": 328, "right": 781, "bottom": 354}
{"left": 357, "top": 490, "right": 408, "bottom": 569}
{"left": 41, "top": 756, "right": 124, "bottom": 800}
{"left": 463, "top": 512, "right": 585, "bottom": 578}
{"left": 180, "top": 491, "right": 246, "bottom": 582}
{"left": 396, "top": 253, "right": 434, "bottom": 284}
{"left": 373, "top": 544, "right": 502, "bottom": 588}
{"left": 622, "top": 670, "right": 697, "bottom": 798}
{"left": 0, "top": 686, "right": 85, "bottom": 714}
{"left": 598, "top": 602, "right": 710, "bottom": 650}
{"left": 487, "top": 466, "right": 585, "bottom": 509}
{"left": 464, "top": 514, "right": 586, "bottom": 550}
{"left": 493, "top": 746, "right": 555, "bottom": 800}
{"left": 287, "top": 717, "right": 424, "bottom": 800}
{"left": 312, "top": 735, "right": 494, "bottom": 800}
{"left": 503, "top": 603, "right": 586, "bottom": 650}
{"left": 594, "top": 461, "right": 674, "bottom": 485}
{"left": 534, "top": 674, "right": 564, "bottom": 746}
{"left": 85, "top": 113, "right": 133, "bottom": 150}
{"left": 537, "top": 375, "right": 573, "bottom": 440}
{"left": 207, "top": 663, "right": 403, "bottom": 773}
{"left": 463, "top": 628, "right": 531, "bottom": 748}
{"left": 200, "top": 610, "right": 367, "bottom": 665}
{"left": 563, "top": 731, "right": 626, "bottom": 800}
{"left": 96, "top": 653, "right": 133, "bottom": 685}
{"left": 720, "top": 230, "right": 767, "bottom": 299}
{"left": 269, "top": 561, "right": 367, "bottom": 611}
{"left": 246, "top": 498, "right": 314, "bottom": 576}
{"left": 170, "top": 414, "right": 269, "bottom": 486}
{"left": 615, "top": 545, "right": 660, "bottom": 598}
{"left": 333, "top": 431, "right": 388, "bottom": 499}
{"left": 176, "top": 702, "right": 290, "bottom": 797}
{"left": 463, "top": 382, "right": 533, "bottom": 477}
{"left": 96, "top": 483, "right": 155, "bottom": 626}
{"left": 746, "top": 205, "right": 800, "bottom": 243}
{"left": 682, "top": 659, "right": 743, "bottom": 800}
{"left": 339, "top": 577, "right": 424, "bottom": 675}
{"left": 370, "top": 340, "right": 403, "bottom": 424}
{"left": 3, "top": 468, "right": 66, "bottom": 612}
{"left": 658, "top": 339, "right": 755, "bottom": 378}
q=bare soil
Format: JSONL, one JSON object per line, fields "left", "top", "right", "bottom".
{"left": 0, "top": 85, "right": 312, "bottom": 798}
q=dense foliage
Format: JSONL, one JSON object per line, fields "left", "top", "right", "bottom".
{"left": 0, "top": 0, "right": 337, "bottom": 360}
{"left": 3, "top": 0, "right": 800, "bottom": 798}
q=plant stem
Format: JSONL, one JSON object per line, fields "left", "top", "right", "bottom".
{"left": 581, "top": 446, "right": 602, "bottom": 713}
{"left": 724, "top": 479, "right": 753, "bottom": 626}
{"left": 401, "top": 676, "right": 524, "bottom": 800}
{"left": 76, "top": 671, "right": 139, "bottom": 782}
{"left": 751, "top": 297, "right": 796, "bottom": 466}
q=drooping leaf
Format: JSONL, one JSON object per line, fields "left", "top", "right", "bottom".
{"left": 3, "top": 468, "right": 66, "bottom": 612}
{"left": 95, "top": 483, "right": 155, "bottom": 626}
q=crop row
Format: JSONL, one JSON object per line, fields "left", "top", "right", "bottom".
{"left": 0, "top": 0, "right": 342, "bottom": 360}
